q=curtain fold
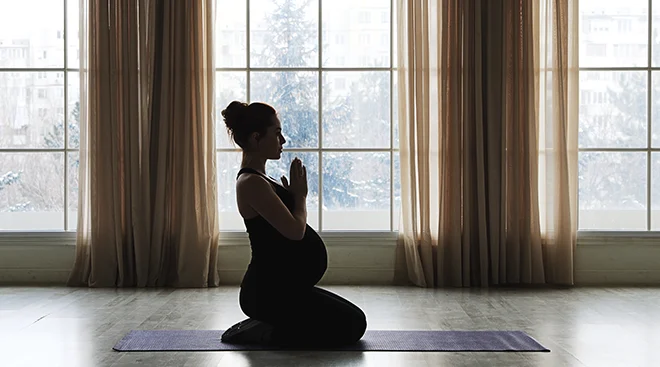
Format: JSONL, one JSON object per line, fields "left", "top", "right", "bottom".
{"left": 536, "top": 0, "right": 579, "bottom": 285}
{"left": 396, "top": 0, "right": 578, "bottom": 287}
{"left": 68, "top": 0, "right": 219, "bottom": 288}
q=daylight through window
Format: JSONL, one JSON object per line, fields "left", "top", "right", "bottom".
{"left": 0, "top": 0, "right": 80, "bottom": 231}
{"left": 214, "top": 0, "right": 400, "bottom": 232}
{"left": 578, "top": 0, "right": 660, "bottom": 231}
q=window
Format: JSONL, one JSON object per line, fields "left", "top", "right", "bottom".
{"left": 0, "top": 0, "right": 80, "bottom": 231}
{"left": 215, "top": 0, "right": 398, "bottom": 232}
{"left": 578, "top": 0, "right": 658, "bottom": 231}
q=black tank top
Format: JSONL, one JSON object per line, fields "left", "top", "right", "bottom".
{"left": 236, "top": 167, "right": 328, "bottom": 289}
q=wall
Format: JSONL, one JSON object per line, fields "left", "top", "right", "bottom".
{"left": 0, "top": 232, "right": 659, "bottom": 286}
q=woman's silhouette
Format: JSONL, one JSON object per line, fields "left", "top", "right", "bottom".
{"left": 220, "top": 101, "right": 367, "bottom": 348}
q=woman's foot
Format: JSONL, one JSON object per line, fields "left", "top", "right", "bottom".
{"left": 221, "top": 318, "right": 274, "bottom": 345}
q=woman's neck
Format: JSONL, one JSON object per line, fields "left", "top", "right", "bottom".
{"left": 241, "top": 153, "right": 267, "bottom": 174}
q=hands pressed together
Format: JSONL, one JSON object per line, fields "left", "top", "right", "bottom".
{"left": 281, "top": 157, "right": 308, "bottom": 198}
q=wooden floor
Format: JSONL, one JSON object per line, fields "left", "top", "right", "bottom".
{"left": 1, "top": 286, "right": 659, "bottom": 367}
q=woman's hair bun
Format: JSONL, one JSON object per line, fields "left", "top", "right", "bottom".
{"left": 222, "top": 101, "right": 249, "bottom": 131}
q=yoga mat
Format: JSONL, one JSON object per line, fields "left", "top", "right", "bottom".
{"left": 113, "top": 330, "right": 549, "bottom": 352}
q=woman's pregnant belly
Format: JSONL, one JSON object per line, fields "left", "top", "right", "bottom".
{"left": 244, "top": 225, "right": 328, "bottom": 289}
{"left": 296, "top": 224, "right": 328, "bottom": 286}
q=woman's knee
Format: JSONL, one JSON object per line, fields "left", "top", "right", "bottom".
{"left": 351, "top": 307, "right": 368, "bottom": 339}
{"left": 335, "top": 306, "right": 366, "bottom": 343}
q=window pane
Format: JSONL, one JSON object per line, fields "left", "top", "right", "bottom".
{"left": 0, "top": 0, "right": 64, "bottom": 68}
{"left": 579, "top": 71, "right": 647, "bottom": 148}
{"left": 216, "top": 0, "right": 247, "bottom": 68}
{"left": 66, "top": 0, "right": 79, "bottom": 68}
{"left": 0, "top": 152, "right": 64, "bottom": 230}
{"left": 67, "top": 71, "right": 80, "bottom": 148}
{"left": 392, "top": 1, "right": 397, "bottom": 69}
{"left": 392, "top": 71, "right": 398, "bottom": 149}
{"left": 250, "top": 0, "right": 318, "bottom": 68}
{"left": 322, "top": 71, "right": 390, "bottom": 148}
{"left": 579, "top": 152, "right": 646, "bottom": 230}
{"left": 251, "top": 71, "right": 318, "bottom": 148}
{"left": 579, "top": 0, "right": 648, "bottom": 67}
{"left": 393, "top": 152, "right": 400, "bottom": 231}
{"left": 322, "top": 152, "right": 390, "bottom": 230}
{"left": 217, "top": 152, "right": 243, "bottom": 231}
{"left": 266, "top": 152, "right": 319, "bottom": 229}
{"left": 0, "top": 72, "right": 65, "bottom": 149}
{"left": 322, "top": 0, "right": 390, "bottom": 67}
{"left": 651, "top": 153, "right": 660, "bottom": 230}
{"left": 652, "top": 2, "right": 660, "bottom": 67}
{"left": 67, "top": 152, "right": 79, "bottom": 231}
{"left": 653, "top": 72, "right": 660, "bottom": 147}
{"left": 216, "top": 71, "right": 247, "bottom": 149}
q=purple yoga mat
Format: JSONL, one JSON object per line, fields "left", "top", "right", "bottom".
{"left": 113, "top": 330, "right": 549, "bottom": 352}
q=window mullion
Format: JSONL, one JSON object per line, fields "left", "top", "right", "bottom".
{"left": 318, "top": 0, "right": 324, "bottom": 231}
{"left": 64, "top": 0, "right": 69, "bottom": 231}
{"left": 647, "top": 0, "right": 653, "bottom": 231}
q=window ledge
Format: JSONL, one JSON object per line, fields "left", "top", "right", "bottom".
{"left": 0, "top": 230, "right": 400, "bottom": 246}
{"left": 577, "top": 231, "right": 660, "bottom": 246}
{"left": 217, "top": 230, "right": 399, "bottom": 246}
{"left": 4, "top": 230, "right": 660, "bottom": 247}
{"left": 0, "top": 231, "right": 76, "bottom": 246}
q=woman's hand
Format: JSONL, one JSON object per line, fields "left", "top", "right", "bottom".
{"left": 281, "top": 157, "right": 307, "bottom": 198}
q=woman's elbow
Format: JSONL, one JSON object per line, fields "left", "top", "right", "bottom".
{"left": 285, "top": 226, "right": 306, "bottom": 241}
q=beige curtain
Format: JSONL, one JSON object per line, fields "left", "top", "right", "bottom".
{"left": 396, "top": 0, "right": 578, "bottom": 287}
{"left": 536, "top": 0, "right": 579, "bottom": 285}
{"left": 68, "top": 0, "right": 219, "bottom": 288}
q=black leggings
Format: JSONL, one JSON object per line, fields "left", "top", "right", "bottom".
{"left": 239, "top": 285, "right": 367, "bottom": 348}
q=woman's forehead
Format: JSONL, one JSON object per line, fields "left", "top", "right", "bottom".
{"left": 272, "top": 115, "right": 282, "bottom": 128}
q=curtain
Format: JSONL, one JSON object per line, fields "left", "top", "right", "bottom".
{"left": 395, "top": 0, "right": 578, "bottom": 287}
{"left": 68, "top": 0, "right": 219, "bottom": 288}
{"left": 536, "top": 0, "right": 579, "bottom": 285}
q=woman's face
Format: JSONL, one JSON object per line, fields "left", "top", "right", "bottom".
{"left": 256, "top": 115, "right": 286, "bottom": 160}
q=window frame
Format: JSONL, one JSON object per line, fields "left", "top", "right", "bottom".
{"left": 0, "top": 0, "right": 78, "bottom": 233}
{"left": 216, "top": 0, "right": 398, "bottom": 232}
{"left": 578, "top": 0, "right": 658, "bottom": 233}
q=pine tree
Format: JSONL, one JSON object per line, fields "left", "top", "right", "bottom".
{"left": 44, "top": 101, "right": 80, "bottom": 152}
{"left": 0, "top": 171, "right": 21, "bottom": 191}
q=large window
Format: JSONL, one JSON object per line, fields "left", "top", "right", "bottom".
{"left": 0, "top": 0, "right": 80, "bottom": 231}
{"left": 215, "top": 0, "right": 400, "bottom": 231}
{"left": 578, "top": 0, "right": 660, "bottom": 231}
{"left": 0, "top": 0, "right": 398, "bottom": 233}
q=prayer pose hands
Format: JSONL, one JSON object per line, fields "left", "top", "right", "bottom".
{"left": 281, "top": 157, "right": 307, "bottom": 198}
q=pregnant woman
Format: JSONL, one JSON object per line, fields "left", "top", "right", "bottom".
{"left": 220, "top": 101, "right": 367, "bottom": 348}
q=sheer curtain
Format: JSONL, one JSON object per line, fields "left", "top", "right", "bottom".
{"left": 68, "top": 0, "right": 219, "bottom": 287}
{"left": 536, "top": 0, "right": 579, "bottom": 285}
{"left": 395, "top": 0, "right": 578, "bottom": 287}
